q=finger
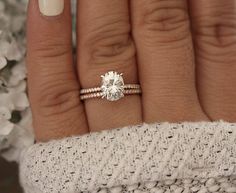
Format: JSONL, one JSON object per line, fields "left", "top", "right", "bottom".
{"left": 131, "top": 0, "right": 208, "bottom": 122}
{"left": 189, "top": 0, "right": 236, "bottom": 122}
{"left": 77, "top": 0, "right": 142, "bottom": 132}
{"left": 27, "top": 0, "right": 88, "bottom": 141}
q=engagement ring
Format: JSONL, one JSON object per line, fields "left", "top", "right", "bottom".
{"left": 80, "top": 71, "right": 141, "bottom": 101}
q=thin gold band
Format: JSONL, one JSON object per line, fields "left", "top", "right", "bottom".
{"left": 80, "top": 88, "right": 141, "bottom": 100}
{"left": 80, "top": 84, "right": 141, "bottom": 95}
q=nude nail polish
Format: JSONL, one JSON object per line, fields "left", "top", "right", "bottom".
{"left": 39, "top": 0, "right": 64, "bottom": 16}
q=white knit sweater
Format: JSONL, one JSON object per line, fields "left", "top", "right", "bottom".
{"left": 19, "top": 121, "right": 236, "bottom": 193}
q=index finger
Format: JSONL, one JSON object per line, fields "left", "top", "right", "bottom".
{"left": 27, "top": 0, "right": 88, "bottom": 141}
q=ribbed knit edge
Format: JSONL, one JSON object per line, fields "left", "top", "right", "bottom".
{"left": 19, "top": 121, "right": 236, "bottom": 193}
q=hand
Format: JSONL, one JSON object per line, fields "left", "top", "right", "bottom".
{"left": 27, "top": 0, "right": 236, "bottom": 142}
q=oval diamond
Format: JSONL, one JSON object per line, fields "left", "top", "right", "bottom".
{"left": 101, "top": 71, "right": 125, "bottom": 101}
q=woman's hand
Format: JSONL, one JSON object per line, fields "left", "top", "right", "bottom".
{"left": 27, "top": 0, "right": 236, "bottom": 142}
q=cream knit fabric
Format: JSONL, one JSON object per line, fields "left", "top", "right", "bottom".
{"left": 19, "top": 121, "right": 236, "bottom": 193}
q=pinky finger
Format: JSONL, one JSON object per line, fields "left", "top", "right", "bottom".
{"left": 190, "top": 0, "right": 236, "bottom": 121}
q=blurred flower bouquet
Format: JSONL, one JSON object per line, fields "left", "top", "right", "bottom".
{"left": 0, "top": 0, "right": 34, "bottom": 162}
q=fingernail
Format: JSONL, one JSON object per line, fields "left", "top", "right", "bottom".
{"left": 39, "top": 0, "right": 64, "bottom": 16}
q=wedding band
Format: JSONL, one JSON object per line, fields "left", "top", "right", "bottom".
{"left": 80, "top": 71, "right": 141, "bottom": 101}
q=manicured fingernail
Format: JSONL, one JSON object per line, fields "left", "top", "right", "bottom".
{"left": 38, "top": 0, "right": 64, "bottom": 16}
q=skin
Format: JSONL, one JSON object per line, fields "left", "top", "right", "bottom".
{"left": 27, "top": 0, "right": 236, "bottom": 142}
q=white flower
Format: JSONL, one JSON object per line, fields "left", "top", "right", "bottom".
{"left": 11, "top": 15, "right": 25, "bottom": 33}
{"left": 0, "top": 93, "right": 14, "bottom": 113}
{"left": 0, "top": 0, "right": 76, "bottom": 162}
{"left": 0, "top": 106, "right": 12, "bottom": 121}
{"left": 0, "top": 84, "right": 31, "bottom": 161}
{"left": 1, "top": 123, "right": 34, "bottom": 162}
{"left": 0, "top": 91, "right": 32, "bottom": 162}
{"left": 0, "top": 0, "right": 35, "bottom": 162}
{"left": 0, "top": 40, "right": 10, "bottom": 70}
{"left": 0, "top": 89, "right": 29, "bottom": 112}
{"left": 5, "top": 40, "right": 22, "bottom": 61}
{"left": 8, "top": 61, "right": 27, "bottom": 86}
{"left": 0, "top": 39, "right": 22, "bottom": 63}
{"left": 0, "top": 120, "right": 14, "bottom": 151}
{"left": 8, "top": 80, "right": 27, "bottom": 93}
{"left": 0, "top": 2, "right": 5, "bottom": 12}
{"left": 0, "top": 56, "right": 7, "bottom": 70}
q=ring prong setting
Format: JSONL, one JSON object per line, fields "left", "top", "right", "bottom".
{"left": 80, "top": 71, "right": 141, "bottom": 101}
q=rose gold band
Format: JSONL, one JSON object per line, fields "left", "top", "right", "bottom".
{"left": 80, "top": 84, "right": 141, "bottom": 95}
{"left": 80, "top": 88, "right": 141, "bottom": 100}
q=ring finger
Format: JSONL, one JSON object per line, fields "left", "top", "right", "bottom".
{"left": 77, "top": 0, "right": 142, "bottom": 132}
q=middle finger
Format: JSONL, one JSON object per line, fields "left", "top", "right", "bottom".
{"left": 131, "top": 0, "right": 208, "bottom": 122}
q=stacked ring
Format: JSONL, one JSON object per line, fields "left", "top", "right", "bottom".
{"left": 80, "top": 71, "right": 142, "bottom": 101}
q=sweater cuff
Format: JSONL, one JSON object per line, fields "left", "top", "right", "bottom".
{"left": 19, "top": 121, "right": 236, "bottom": 193}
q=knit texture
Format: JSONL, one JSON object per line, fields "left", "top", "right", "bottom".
{"left": 19, "top": 121, "right": 236, "bottom": 193}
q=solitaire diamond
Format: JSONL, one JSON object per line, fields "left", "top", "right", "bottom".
{"left": 101, "top": 71, "right": 125, "bottom": 101}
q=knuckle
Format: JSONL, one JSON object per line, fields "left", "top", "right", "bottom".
{"left": 193, "top": 14, "right": 236, "bottom": 61}
{"left": 82, "top": 14, "right": 135, "bottom": 64}
{"left": 30, "top": 36, "right": 72, "bottom": 59}
{"left": 90, "top": 37, "right": 135, "bottom": 65}
{"left": 84, "top": 13, "right": 130, "bottom": 43}
{"left": 193, "top": 13, "right": 236, "bottom": 47}
{"left": 136, "top": 0, "right": 190, "bottom": 43}
{"left": 33, "top": 81, "right": 80, "bottom": 117}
